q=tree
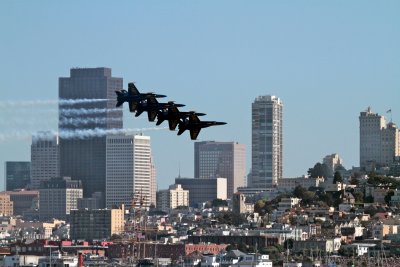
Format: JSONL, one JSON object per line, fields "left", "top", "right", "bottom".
{"left": 353, "top": 191, "right": 364, "bottom": 203}
{"left": 308, "top": 162, "right": 330, "bottom": 178}
{"left": 211, "top": 198, "right": 228, "bottom": 207}
{"left": 333, "top": 171, "right": 343, "bottom": 184}
{"left": 385, "top": 190, "right": 395, "bottom": 205}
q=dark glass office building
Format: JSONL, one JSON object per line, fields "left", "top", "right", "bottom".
{"left": 5, "top": 161, "right": 31, "bottom": 190}
{"left": 59, "top": 68, "right": 123, "bottom": 206}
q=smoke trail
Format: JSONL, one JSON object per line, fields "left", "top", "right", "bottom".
{"left": 0, "top": 127, "right": 168, "bottom": 142}
{"left": 0, "top": 98, "right": 109, "bottom": 108}
{"left": 59, "top": 98, "right": 108, "bottom": 105}
{"left": 59, "top": 108, "right": 121, "bottom": 116}
{"left": 58, "top": 127, "right": 168, "bottom": 139}
{"left": 59, "top": 117, "right": 122, "bottom": 126}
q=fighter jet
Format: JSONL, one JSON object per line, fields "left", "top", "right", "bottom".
{"left": 115, "top": 82, "right": 166, "bottom": 112}
{"left": 136, "top": 97, "right": 185, "bottom": 122}
{"left": 156, "top": 105, "right": 206, "bottom": 131}
{"left": 177, "top": 112, "right": 226, "bottom": 140}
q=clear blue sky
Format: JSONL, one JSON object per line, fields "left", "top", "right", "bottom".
{"left": 0, "top": 1, "right": 399, "bottom": 190}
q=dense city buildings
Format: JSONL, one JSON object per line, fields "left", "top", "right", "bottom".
{"left": 359, "top": 107, "right": 400, "bottom": 170}
{"left": 106, "top": 134, "right": 152, "bottom": 209}
{"left": 39, "top": 177, "right": 83, "bottom": 221}
{"left": 175, "top": 177, "right": 227, "bottom": 207}
{"left": 70, "top": 205, "right": 124, "bottom": 241}
{"left": 250, "top": 95, "right": 283, "bottom": 188}
{"left": 156, "top": 184, "right": 189, "bottom": 212}
{"left": 30, "top": 132, "right": 60, "bottom": 189}
{"left": 4, "top": 161, "right": 31, "bottom": 191}
{"left": 5, "top": 189, "right": 39, "bottom": 216}
{"left": 194, "top": 141, "right": 246, "bottom": 198}
{"left": 59, "top": 68, "right": 123, "bottom": 206}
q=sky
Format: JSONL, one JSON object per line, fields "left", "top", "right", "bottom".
{"left": 0, "top": 1, "right": 399, "bottom": 190}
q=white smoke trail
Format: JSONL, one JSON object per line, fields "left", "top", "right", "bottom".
{"left": 58, "top": 127, "right": 168, "bottom": 139}
{"left": 59, "top": 108, "right": 121, "bottom": 116}
{"left": 0, "top": 98, "right": 109, "bottom": 108}
{"left": 59, "top": 98, "right": 108, "bottom": 105}
{"left": 59, "top": 117, "right": 122, "bottom": 126}
{"left": 0, "top": 127, "right": 168, "bottom": 142}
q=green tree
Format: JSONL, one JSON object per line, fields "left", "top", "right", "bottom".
{"left": 353, "top": 191, "right": 364, "bottom": 203}
{"left": 333, "top": 171, "right": 343, "bottom": 184}
{"left": 308, "top": 163, "right": 330, "bottom": 178}
{"left": 211, "top": 198, "right": 228, "bottom": 207}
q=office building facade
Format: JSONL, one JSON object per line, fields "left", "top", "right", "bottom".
{"left": 194, "top": 141, "right": 245, "bottom": 198}
{"left": 31, "top": 132, "right": 60, "bottom": 189}
{"left": 175, "top": 177, "right": 227, "bottom": 207}
{"left": 59, "top": 68, "right": 123, "bottom": 205}
{"left": 5, "top": 161, "right": 31, "bottom": 191}
{"left": 39, "top": 177, "right": 83, "bottom": 221}
{"left": 106, "top": 135, "right": 152, "bottom": 209}
{"left": 251, "top": 95, "right": 283, "bottom": 188}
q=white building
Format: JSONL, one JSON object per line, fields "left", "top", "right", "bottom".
{"left": 31, "top": 132, "right": 60, "bottom": 189}
{"left": 150, "top": 156, "right": 157, "bottom": 207}
{"left": 106, "top": 134, "right": 152, "bottom": 209}
{"left": 359, "top": 107, "right": 400, "bottom": 170}
{"left": 157, "top": 184, "right": 189, "bottom": 212}
{"left": 251, "top": 95, "right": 283, "bottom": 188}
{"left": 323, "top": 153, "right": 343, "bottom": 177}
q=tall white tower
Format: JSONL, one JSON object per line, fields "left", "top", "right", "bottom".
{"left": 251, "top": 95, "right": 283, "bottom": 188}
{"left": 106, "top": 134, "right": 152, "bottom": 209}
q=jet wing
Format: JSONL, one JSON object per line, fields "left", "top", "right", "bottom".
{"left": 128, "top": 83, "right": 139, "bottom": 95}
{"left": 168, "top": 119, "right": 179, "bottom": 130}
{"left": 190, "top": 128, "right": 201, "bottom": 140}
{"left": 147, "top": 96, "right": 158, "bottom": 105}
{"left": 189, "top": 113, "right": 200, "bottom": 123}
{"left": 129, "top": 101, "right": 138, "bottom": 112}
{"left": 148, "top": 110, "right": 157, "bottom": 122}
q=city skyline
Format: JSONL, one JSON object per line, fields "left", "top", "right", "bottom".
{"left": 1, "top": 2, "right": 399, "bottom": 190}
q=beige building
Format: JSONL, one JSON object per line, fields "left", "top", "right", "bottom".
{"left": 70, "top": 204, "right": 124, "bottom": 240}
{"left": 195, "top": 141, "right": 246, "bottom": 198}
{"left": 359, "top": 107, "right": 400, "bottom": 170}
{"left": 232, "top": 193, "right": 254, "bottom": 214}
{"left": 150, "top": 157, "right": 157, "bottom": 207}
{"left": 156, "top": 184, "right": 189, "bottom": 212}
{"left": 278, "top": 176, "right": 324, "bottom": 192}
{"left": 372, "top": 220, "right": 398, "bottom": 240}
{"left": 0, "top": 193, "right": 13, "bottom": 216}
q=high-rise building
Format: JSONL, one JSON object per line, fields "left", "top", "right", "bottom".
{"left": 0, "top": 193, "right": 13, "bottom": 216}
{"left": 5, "top": 161, "right": 31, "bottom": 191}
{"left": 31, "top": 131, "right": 60, "bottom": 189}
{"left": 156, "top": 184, "right": 189, "bottom": 212}
{"left": 106, "top": 135, "right": 152, "bottom": 209}
{"left": 39, "top": 177, "right": 83, "bottom": 221}
{"left": 250, "top": 95, "right": 283, "bottom": 188}
{"left": 359, "top": 107, "right": 400, "bottom": 170}
{"left": 175, "top": 177, "right": 227, "bottom": 207}
{"left": 194, "top": 141, "right": 245, "bottom": 198}
{"left": 59, "top": 68, "right": 123, "bottom": 205}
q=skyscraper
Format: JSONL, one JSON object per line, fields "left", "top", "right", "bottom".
{"left": 194, "top": 141, "right": 245, "bottom": 198}
{"left": 359, "top": 107, "right": 400, "bottom": 170}
{"left": 5, "top": 161, "right": 31, "bottom": 191}
{"left": 106, "top": 135, "right": 152, "bottom": 209}
{"left": 31, "top": 131, "right": 60, "bottom": 189}
{"left": 59, "top": 68, "right": 123, "bottom": 205}
{"left": 250, "top": 95, "right": 283, "bottom": 188}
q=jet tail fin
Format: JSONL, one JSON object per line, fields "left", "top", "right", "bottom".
{"left": 156, "top": 118, "right": 164, "bottom": 126}
{"left": 116, "top": 101, "right": 124, "bottom": 107}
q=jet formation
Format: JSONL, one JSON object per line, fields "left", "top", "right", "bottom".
{"left": 115, "top": 82, "right": 226, "bottom": 140}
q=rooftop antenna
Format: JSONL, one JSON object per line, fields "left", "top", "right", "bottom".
{"left": 178, "top": 162, "right": 181, "bottom": 178}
